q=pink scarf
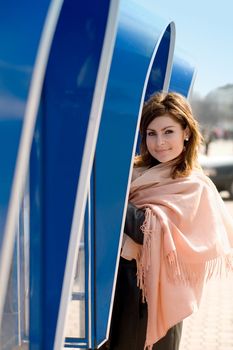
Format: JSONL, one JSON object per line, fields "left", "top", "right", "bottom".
{"left": 128, "top": 162, "right": 233, "bottom": 349}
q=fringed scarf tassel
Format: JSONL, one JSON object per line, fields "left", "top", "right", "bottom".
{"left": 165, "top": 250, "right": 233, "bottom": 286}
{"left": 136, "top": 208, "right": 153, "bottom": 303}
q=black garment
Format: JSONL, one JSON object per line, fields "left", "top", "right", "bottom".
{"left": 101, "top": 258, "right": 182, "bottom": 350}
{"left": 99, "top": 203, "right": 182, "bottom": 350}
{"left": 123, "top": 202, "right": 145, "bottom": 244}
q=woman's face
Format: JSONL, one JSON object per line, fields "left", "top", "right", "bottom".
{"left": 146, "top": 114, "right": 189, "bottom": 163}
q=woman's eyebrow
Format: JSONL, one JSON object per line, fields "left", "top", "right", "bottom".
{"left": 146, "top": 125, "right": 175, "bottom": 131}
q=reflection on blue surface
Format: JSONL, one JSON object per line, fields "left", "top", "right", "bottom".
{"left": 145, "top": 25, "right": 172, "bottom": 99}
{"left": 0, "top": 2, "right": 50, "bottom": 349}
{"left": 0, "top": 120, "right": 21, "bottom": 243}
{"left": 169, "top": 49, "right": 196, "bottom": 97}
{"left": 0, "top": 1, "right": 50, "bottom": 246}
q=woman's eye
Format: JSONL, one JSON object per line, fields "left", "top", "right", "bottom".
{"left": 147, "top": 131, "right": 156, "bottom": 136}
{"left": 164, "top": 129, "right": 173, "bottom": 134}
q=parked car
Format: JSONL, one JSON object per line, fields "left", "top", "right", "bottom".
{"left": 199, "top": 155, "right": 233, "bottom": 198}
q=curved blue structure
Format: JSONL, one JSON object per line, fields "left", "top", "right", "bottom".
{"left": 0, "top": 1, "right": 196, "bottom": 349}
{"left": 93, "top": 2, "right": 175, "bottom": 345}
{"left": 34, "top": 2, "right": 112, "bottom": 349}
{"left": 169, "top": 48, "right": 196, "bottom": 98}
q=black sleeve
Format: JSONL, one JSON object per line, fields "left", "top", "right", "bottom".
{"left": 123, "top": 202, "right": 145, "bottom": 244}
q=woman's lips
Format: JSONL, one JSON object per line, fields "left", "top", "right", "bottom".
{"left": 156, "top": 149, "right": 170, "bottom": 153}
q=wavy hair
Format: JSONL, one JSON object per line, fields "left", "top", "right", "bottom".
{"left": 135, "top": 91, "right": 203, "bottom": 178}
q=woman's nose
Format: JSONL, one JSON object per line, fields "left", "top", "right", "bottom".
{"left": 155, "top": 135, "right": 165, "bottom": 146}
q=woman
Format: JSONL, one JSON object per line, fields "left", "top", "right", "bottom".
{"left": 103, "top": 91, "right": 233, "bottom": 350}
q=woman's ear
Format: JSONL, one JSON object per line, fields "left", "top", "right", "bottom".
{"left": 184, "top": 127, "right": 191, "bottom": 140}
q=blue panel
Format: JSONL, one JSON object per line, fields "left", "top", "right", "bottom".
{"left": 135, "top": 24, "right": 173, "bottom": 153}
{"left": 145, "top": 25, "right": 172, "bottom": 99}
{"left": 0, "top": 1, "right": 50, "bottom": 347}
{"left": 33, "top": 1, "right": 110, "bottom": 348}
{"left": 30, "top": 103, "right": 44, "bottom": 349}
{"left": 93, "top": 1, "right": 174, "bottom": 345}
{"left": 169, "top": 49, "right": 196, "bottom": 97}
{"left": 0, "top": 0, "right": 51, "bottom": 247}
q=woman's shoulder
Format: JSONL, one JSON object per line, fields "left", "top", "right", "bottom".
{"left": 189, "top": 168, "right": 218, "bottom": 191}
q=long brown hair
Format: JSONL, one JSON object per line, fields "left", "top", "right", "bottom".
{"left": 135, "top": 91, "right": 203, "bottom": 178}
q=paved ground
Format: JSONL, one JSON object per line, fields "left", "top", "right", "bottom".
{"left": 180, "top": 275, "right": 233, "bottom": 350}
{"left": 180, "top": 199, "right": 233, "bottom": 350}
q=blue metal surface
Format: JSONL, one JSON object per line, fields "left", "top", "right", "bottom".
{"left": 145, "top": 24, "right": 174, "bottom": 99}
{"left": 33, "top": 1, "right": 110, "bottom": 348}
{"left": 93, "top": 1, "right": 175, "bottom": 346}
{"left": 0, "top": 0, "right": 50, "bottom": 249}
{"left": 0, "top": 1, "right": 51, "bottom": 348}
{"left": 169, "top": 48, "right": 196, "bottom": 97}
{"left": 30, "top": 103, "right": 44, "bottom": 349}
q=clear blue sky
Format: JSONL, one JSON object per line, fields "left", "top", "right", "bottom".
{"left": 157, "top": 1, "right": 233, "bottom": 97}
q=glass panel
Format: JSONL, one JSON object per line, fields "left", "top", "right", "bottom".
{"left": 19, "top": 185, "right": 30, "bottom": 347}
{"left": 0, "top": 185, "right": 29, "bottom": 350}
{"left": 0, "top": 240, "right": 18, "bottom": 349}
{"left": 65, "top": 226, "right": 86, "bottom": 339}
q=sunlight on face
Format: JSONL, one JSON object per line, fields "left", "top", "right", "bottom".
{"left": 146, "top": 114, "right": 188, "bottom": 163}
